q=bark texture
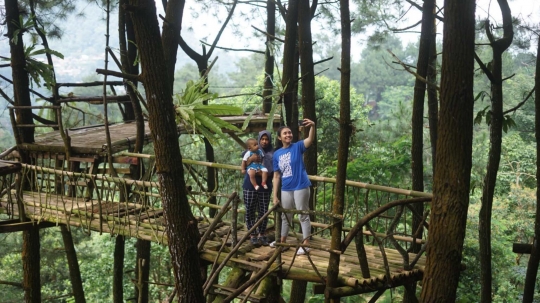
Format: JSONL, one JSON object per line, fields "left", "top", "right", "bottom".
{"left": 427, "top": 15, "right": 438, "bottom": 175}
{"left": 419, "top": 0, "right": 476, "bottom": 300}
{"left": 325, "top": 0, "right": 351, "bottom": 302}
{"left": 523, "top": 33, "right": 540, "bottom": 303}
{"left": 22, "top": 225, "right": 40, "bottom": 303}
{"left": 61, "top": 226, "right": 86, "bottom": 303}
{"left": 478, "top": 2, "right": 513, "bottom": 301}
{"left": 113, "top": 236, "right": 125, "bottom": 303}
{"left": 6, "top": 0, "right": 34, "bottom": 143}
{"left": 161, "top": 0, "right": 186, "bottom": 92}
{"left": 128, "top": 1, "right": 204, "bottom": 301}
{"left": 263, "top": 0, "right": 276, "bottom": 114}
{"left": 281, "top": 0, "right": 299, "bottom": 133}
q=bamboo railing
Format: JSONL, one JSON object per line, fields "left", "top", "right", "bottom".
{"left": 0, "top": 153, "right": 432, "bottom": 296}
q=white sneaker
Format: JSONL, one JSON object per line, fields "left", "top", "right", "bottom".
{"left": 269, "top": 241, "right": 277, "bottom": 248}
{"left": 297, "top": 247, "right": 310, "bottom": 255}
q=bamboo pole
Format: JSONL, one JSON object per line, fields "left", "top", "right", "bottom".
{"left": 119, "top": 154, "right": 433, "bottom": 198}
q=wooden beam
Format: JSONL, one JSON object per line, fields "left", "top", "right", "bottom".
{"left": 0, "top": 221, "right": 60, "bottom": 233}
{"left": 0, "top": 160, "right": 21, "bottom": 175}
{"left": 513, "top": 243, "right": 533, "bottom": 254}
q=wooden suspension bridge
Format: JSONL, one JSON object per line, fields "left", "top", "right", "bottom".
{"left": 0, "top": 111, "right": 434, "bottom": 302}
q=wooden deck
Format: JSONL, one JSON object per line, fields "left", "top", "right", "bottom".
{"left": 0, "top": 190, "right": 426, "bottom": 293}
{"left": 17, "top": 115, "right": 280, "bottom": 155}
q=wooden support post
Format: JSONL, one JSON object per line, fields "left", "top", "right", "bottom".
{"left": 211, "top": 267, "right": 246, "bottom": 303}
{"left": 513, "top": 243, "right": 533, "bottom": 254}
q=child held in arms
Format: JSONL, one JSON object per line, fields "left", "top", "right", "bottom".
{"left": 241, "top": 138, "right": 268, "bottom": 191}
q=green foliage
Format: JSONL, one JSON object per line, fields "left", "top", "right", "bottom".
{"left": 351, "top": 36, "right": 416, "bottom": 103}
{"left": 174, "top": 77, "right": 243, "bottom": 144}
{"left": 24, "top": 44, "right": 64, "bottom": 88}
{"left": 313, "top": 76, "right": 368, "bottom": 167}
{"left": 346, "top": 135, "right": 411, "bottom": 185}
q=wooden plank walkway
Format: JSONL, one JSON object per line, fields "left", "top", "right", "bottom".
{"left": 17, "top": 115, "right": 280, "bottom": 155}
{"left": 0, "top": 190, "right": 426, "bottom": 292}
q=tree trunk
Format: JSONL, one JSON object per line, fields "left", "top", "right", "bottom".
{"left": 113, "top": 236, "right": 125, "bottom": 303}
{"left": 298, "top": 0, "right": 317, "bottom": 217}
{"left": 289, "top": 280, "right": 307, "bottom": 302}
{"left": 61, "top": 226, "right": 86, "bottom": 303}
{"left": 263, "top": 0, "right": 276, "bottom": 114}
{"left": 427, "top": 14, "right": 438, "bottom": 175}
{"left": 325, "top": 0, "right": 351, "bottom": 302}
{"left": 127, "top": 2, "right": 204, "bottom": 302}
{"left": 22, "top": 225, "right": 40, "bottom": 303}
{"left": 119, "top": 0, "right": 144, "bottom": 151}
{"left": 522, "top": 33, "right": 540, "bottom": 303}
{"left": 405, "top": 1, "right": 435, "bottom": 301}
{"left": 478, "top": 3, "right": 513, "bottom": 302}
{"left": 281, "top": 0, "right": 299, "bottom": 131}
{"left": 410, "top": 0, "right": 434, "bottom": 254}
{"left": 161, "top": 0, "right": 186, "bottom": 92}
{"left": 6, "top": 0, "right": 34, "bottom": 143}
{"left": 419, "top": 0, "right": 476, "bottom": 300}
{"left": 135, "top": 239, "right": 151, "bottom": 302}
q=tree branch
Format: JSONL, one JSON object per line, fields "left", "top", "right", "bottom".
{"left": 0, "top": 280, "right": 23, "bottom": 288}
{"left": 199, "top": 40, "right": 264, "bottom": 54}
{"left": 95, "top": 68, "right": 139, "bottom": 82}
{"left": 178, "top": 34, "right": 202, "bottom": 61}
{"left": 207, "top": 0, "right": 238, "bottom": 59}
{"left": 405, "top": 0, "right": 444, "bottom": 21}
{"left": 251, "top": 25, "right": 285, "bottom": 43}
{"left": 0, "top": 74, "right": 51, "bottom": 101}
{"left": 503, "top": 85, "right": 535, "bottom": 115}
{"left": 57, "top": 81, "right": 124, "bottom": 87}
{"left": 474, "top": 52, "right": 495, "bottom": 83}
{"left": 387, "top": 49, "right": 440, "bottom": 91}
{"left": 314, "top": 56, "right": 334, "bottom": 65}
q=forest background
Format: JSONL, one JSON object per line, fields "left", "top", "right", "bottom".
{"left": 0, "top": 0, "right": 540, "bottom": 302}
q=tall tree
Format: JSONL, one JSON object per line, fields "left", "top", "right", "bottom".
{"left": 286, "top": 2, "right": 318, "bottom": 301}
{"left": 126, "top": 1, "right": 204, "bottom": 301}
{"left": 280, "top": 0, "right": 300, "bottom": 133}
{"left": 477, "top": 2, "right": 513, "bottom": 301}
{"left": 523, "top": 33, "right": 540, "bottom": 303}
{"left": 419, "top": 0, "right": 476, "bottom": 300}
{"left": 427, "top": 15, "right": 439, "bottom": 175}
{"left": 406, "top": 0, "right": 435, "bottom": 300}
{"left": 161, "top": 0, "right": 186, "bottom": 92}
{"left": 6, "top": 0, "right": 34, "bottom": 144}
{"left": 262, "top": 0, "right": 276, "bottom": 114}
{"left": 325, "top": 0, "right": 351, "bottom": 301}
{"left": 6, "top": 1, "right": 40, "bottom": 301}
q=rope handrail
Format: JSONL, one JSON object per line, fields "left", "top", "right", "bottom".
{"left": 119, "top": 152, "right": 433, "bottom": 198}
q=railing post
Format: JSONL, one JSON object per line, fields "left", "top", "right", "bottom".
{"left": 232, "top": 195, "right": 238, "bottom": 252}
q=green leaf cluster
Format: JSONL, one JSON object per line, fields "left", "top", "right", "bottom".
{"left": 174, "top": 77, "right": 244, "bottom": 145}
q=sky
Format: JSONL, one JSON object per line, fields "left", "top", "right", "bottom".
{"left": 0, "top": 0, "right": 539, "bottom": 87}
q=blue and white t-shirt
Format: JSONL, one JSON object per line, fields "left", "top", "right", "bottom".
{"left": 273, "top": 140, "right": 311, "bottom": 191}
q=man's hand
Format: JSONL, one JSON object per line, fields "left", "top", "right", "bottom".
{"left": 273, "top": 198, "right": 280, "bottom": 205}
{"left": 241, "top": 169, "right": 246, "bottom": 175}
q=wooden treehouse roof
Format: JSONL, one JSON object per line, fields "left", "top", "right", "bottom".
{"left": 17, "top": 114, "right": 279, "bottom": 155}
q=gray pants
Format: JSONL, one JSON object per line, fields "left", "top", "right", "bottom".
{"left": 280, "top": 187, "right": 311, "bottom": 241}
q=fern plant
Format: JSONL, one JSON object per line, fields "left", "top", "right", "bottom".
{"left": 174, "top": 78, "right": 244, "bottom": 144}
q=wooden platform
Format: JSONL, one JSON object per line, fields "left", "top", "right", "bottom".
{"left": 17, "top": 115, "right": 280, "bottom": 155}
{"left": 0, "top": 190, "right": 426, "bottom": 292}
